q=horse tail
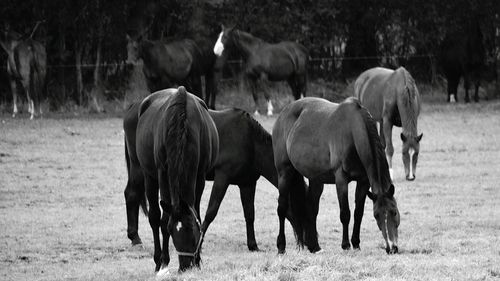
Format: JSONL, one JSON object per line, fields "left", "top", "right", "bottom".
{"left": 155, "top": 86, "right": 189, "bottom": 207}
{"left": 347, "top": 98, "right": 390, "bottom": 191}
{"left": 289, "top": 174, "right": 308, "bottom": 248}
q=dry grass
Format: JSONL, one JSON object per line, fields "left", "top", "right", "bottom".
{"left": 0, "top": 97, "right": 499, "bottom": 281}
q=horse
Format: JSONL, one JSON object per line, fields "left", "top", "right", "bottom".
{"left": 125, "top": 98, "right": 294, "bottom": 252}
{"left": 354, "top": 67, "right": 423, "bottom": 181}
{"left": 273, "top": 97, "right": 400, "bottom": 255}
{"left": 438, "top": 20, "right": 486, "bottom": 103}
{"left": 125, "top": 86, "right": 218, "bottom": 273}
{"left": 0, "top": 29, "right": 46, "bottom": 119}
{"left": 213, "top": 25, "right": 308, "bottom": 116}
{"left": 126, "top": 35, "right": 222, "bottom": 109}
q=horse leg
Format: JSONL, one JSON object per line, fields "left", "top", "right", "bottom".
{"left": 247, "top": 77, "right": 261, "bottom": 116}
{"left": 335, "top": 170, "right": 351, "bottom": 250}
{"left": 474, "top": 79, "right": 480, "bottom": 102}
{"left": 157, "top": 170, "right": 171, "bottom": 272}
{"left": 20, "top": 78, "right": 34, "bottom": 119}
{"left": 239, "top": 181, "right": 259, "bottom": 251}
{"left": 9, "top": 78, "right": 18, "bottom": 118}
{"left": 305, "top": 180, "right": 323, "bottom": 253}
{"left": 464, "top": 74, "right": 471, "bottom": 103}
{"left": 145, "top": 174, "right": 162, "bottom": 272}
{"left": 194, "top": 172, "right": 205, "bottom": 267}
{"left": 260, "top": 73, "right": 274, "bottom": 116}
{"left": 201, "top": 174, "right": 230, "bottom": 238}
{"left": 378, "top": 120, "right": 386, "bottom": 148}
{"left": 276, "top": 166, "right": 295, "bottom": 254}
{"left": 447, "top": 76, "right": 459, "bottom": 103}
{"left": 351, "top": 178, "right": 369, "bottom": 249}
{"left": 383, "top": 117, "right": 394, "bottom": 180}
{"left": 205, "top": 73, "right": 217, "bottom": 109}
{"left": 124, "top": 164, "right": 145, "bottom": 245}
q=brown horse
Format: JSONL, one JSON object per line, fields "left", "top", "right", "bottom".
{"left": 126, "top": 35, "right": 223, "bottom": 109}
{"left": 0, "top": 30, "right": 46, "bottom": 119}
{"left": 354, "top": 67, "right": 423, "bottom": 181}
{"left": 125, "top": 101, "right": 294, "bottom": 252}
{"left": 213, "top": 25, "right": 308, "bottom": 116}
{"left": 127, "top": 87, "right": 218, "bottom": 273}
{"left": 273, "top": 97, "right": 400, "bottom": 254}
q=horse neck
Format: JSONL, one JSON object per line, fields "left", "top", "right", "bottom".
{"left": 254, "top": 138, "right": 278, "bottom": 187}
{"left": 233, "top": 31, "right": 263, "bottom": 60}
{"left": 396, "top": 69, "right": 419, "bottom": 137}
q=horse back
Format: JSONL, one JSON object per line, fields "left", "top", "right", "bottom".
{"left": 273, "top": 98, "right": 341, "bottom": 179}
{"left": 354, "top": 67, "right": 395, "bottom": 120}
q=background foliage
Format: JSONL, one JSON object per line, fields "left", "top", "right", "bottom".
{"left": 0, "top": 0, "right": 499, "bottom": 109}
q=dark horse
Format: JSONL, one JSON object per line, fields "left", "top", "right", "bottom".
{"left": 125, "top": 86, "right": 218, "bottom": 273}
{"left": 125, "top": 98, "right": 292, "bottom": 252}
{"left": 213, "top": 25, "right": 308, "bottom": 116}
{"left": 0, "top": 29, "right": 46, "bottom": 119}
{"left": 438, "top": 20, "right": 486, "bottom": 103}
{"left": 273, "top": 97, "right": 400, "bottom": 254}
{"left": 354, "top": 67, "right": 423, "bottom": 181}
{"left": 126, "top": 35, "right": 222, "bottom": 109}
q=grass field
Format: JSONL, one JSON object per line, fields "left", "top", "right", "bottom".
{"left": 1, "top": 97, "right": 499, "bottom": 281}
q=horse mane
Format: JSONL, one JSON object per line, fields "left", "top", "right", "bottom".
{"left": 349, "top": 98, "right": 392, "bottom": 192}
{"left": 399, "top": 67, "right": 419, "bottom": 137}
{"left": 155, "top": 87, "right": 189, "bottom": 208}
{"left": 240, "top": 110, "right": 272, "bottom": 145}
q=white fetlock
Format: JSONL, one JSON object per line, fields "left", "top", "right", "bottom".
{"left": 254, "top": 110, "right": 260, "bottom": 116}
{"left": 450, "top": 95, "right": 456, "bottom": 103}
{"left": 156, "top": 267, "right": 170, "bottom": 278}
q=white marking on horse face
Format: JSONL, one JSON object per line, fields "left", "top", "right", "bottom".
{"left": 450, "top": 95, "right": 456, "bottom": 103}
{"left": 408, "top": 148, "right": 415, "bottom": 179}
{"left": 267, "top": 100, "right": 274, "bottom": 116}
{"left": 389, "top": 168, "right": 394, "bottom": 180}
{"left": 213, "top": 32, "right": 224, "bottom": 56}
{"left": 385, "top": 212, "right": 394, "bottom": 249}
{"left": 176, "top": 221, "right": 183, "bottom": 232}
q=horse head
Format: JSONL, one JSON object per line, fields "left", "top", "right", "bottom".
{"left": 367, "top": 184, "right": 400, "bottom": 254}
{"left": 213, "top": 24, "right": 235, "bottom": 57}
{"left": 160, "top": 200, "right": 203, "bottom": 272}
{"left": 400, "top": 133, "right": 423, "bottom": 181}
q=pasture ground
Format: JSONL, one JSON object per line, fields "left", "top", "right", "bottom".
{"left": 1, "top": 97, "right": 500, "bottom": 281}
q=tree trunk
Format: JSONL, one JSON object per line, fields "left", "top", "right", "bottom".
{"left": 75, "top": 43, "right": 84, "bottom": 105}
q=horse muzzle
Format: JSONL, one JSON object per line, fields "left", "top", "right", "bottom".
{"left": 406, "top": 174, "right": 415, "bottom": 181}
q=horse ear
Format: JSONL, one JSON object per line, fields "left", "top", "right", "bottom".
{"left": 400, "top": 133, "right": 407, "bottom": 142}
{"left": 367, "top": 191, "right": 376, "bottom": 201}
{"left": 387, "top": 184, "right": 395, "bottom": 197}
{"left": 416, "top": 133, "right": 423, "bottom": 142}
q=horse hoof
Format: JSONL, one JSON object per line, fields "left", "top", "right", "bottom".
{"left": 248, "top": 245, "right": 260, "bottom": 252}
{"left": 131, "top": 237, "right": 143, "bottom": 246}
{"left": 312, "top": 248, "right": 324, "bottom": 254}
{"left": 342, "top": 244, "right": 351, "bottom": 250}
{"left": 277, "top": 249, "right": 286, "bottom": 255}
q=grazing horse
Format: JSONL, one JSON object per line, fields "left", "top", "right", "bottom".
{"left": 125, "top": 99, "right": 293, "bottom": 252}
{"left": 0, "top": 31, "right": 46, "bottom": 119}
{"left": 213, "top": 25, "right": 308, "bottom": 116}
{"left": 273, "top": 97, "right": 400, "bottom": 254}
{"left": 126, "top": 86, "right": 218, "bottom": 273}
{"left": 354, "top": 67, "right": 423, "bottom": 181}
{"left": 438, "top": 20, "right": 486, "bottom": 103}
{"left": 126, "top": 35, "right": 222, "bottom": 109}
